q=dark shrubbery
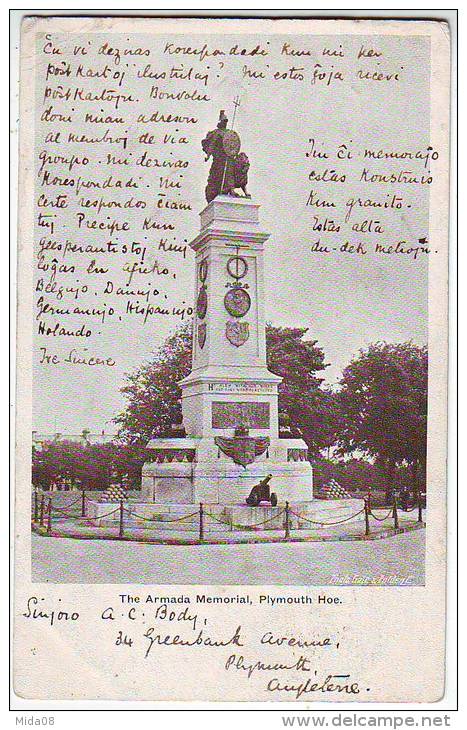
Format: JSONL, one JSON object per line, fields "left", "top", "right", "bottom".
{"left": 313, "top": 457, "right": 426, "bottom": 506}
{"left": 32, "top": 441, "right": 146, "bottom": 491}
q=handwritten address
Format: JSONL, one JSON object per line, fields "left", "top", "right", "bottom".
{"left": 22, "top": 592, "right": 369, "bottom": 698}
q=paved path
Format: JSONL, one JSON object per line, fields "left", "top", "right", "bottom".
{"left": 31, "top": 529, "right": 425, "bottom": 585}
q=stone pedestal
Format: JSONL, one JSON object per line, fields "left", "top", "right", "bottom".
{"left": 87, "top": 498, "right": 365, "bottom": 532}
{"left": 141, "top": 196, "right": 313, "bottom": 506}
{"left": 179, "top": 197, "right": 281, "bottom": 439}
{"left": 142, "top": 436, "right": 311, "bottom": 504}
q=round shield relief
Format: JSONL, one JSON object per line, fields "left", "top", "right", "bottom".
{"left": 222, "top": 129, "right": 241, "bottom": 157}
{"left": 224, "top": 287, "right": 251, "bottom": 318}
{"left": 227, "top": 255, "right": 248, "bottom": 280}
{"left": 199, "top": 259, "right": 208, "bottom": 283}
{"left": 196, "top": 286, "right": 208, "bottom": 319}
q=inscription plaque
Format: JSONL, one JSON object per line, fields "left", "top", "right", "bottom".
{"left": 207, "top": 382, "right": 274, "bottom": 393}
{"left": 211, "top": 401, "right": 270, "bottom": 429}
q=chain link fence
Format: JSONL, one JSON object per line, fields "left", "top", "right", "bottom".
{"left": 31, "top": 489, "right": 426, "bottom": 543}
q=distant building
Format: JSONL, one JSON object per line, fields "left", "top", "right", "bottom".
{"left": 32, "top": 430, "right": 116, "bottom": 450}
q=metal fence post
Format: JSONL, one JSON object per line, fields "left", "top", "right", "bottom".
{"left": 418, "top": 491, "right": 424, "bottom": 524}
{"left": 364, "top": 497, "right": 370, "bottom": 537}
{"left": 119, "top": 499, "right": 124, "bottom": 538}
{"left": 47, "top": 499, "right": 53, "bottom": 534}
{"left": 393, "top": 491, "right": 399, "bottom": 531}
{"left": 81, "top": 489, "right": 87, "bottom": 517}
{"left": 199, "top": 502, "right": 204, "bottom": 541}
{"left": 285, "top": 501, "right": 290, "bottom": 540}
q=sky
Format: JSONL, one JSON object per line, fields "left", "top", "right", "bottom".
{"left": 32, "top": 28, "right": 430, "bottom": 434}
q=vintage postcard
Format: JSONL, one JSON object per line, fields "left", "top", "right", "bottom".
{"left": 13, "top": 15, "right": 451, "bottom": 704}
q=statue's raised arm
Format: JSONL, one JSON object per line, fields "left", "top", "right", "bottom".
{"left": 201, "top": 110, "right": 251, "bottom": 203}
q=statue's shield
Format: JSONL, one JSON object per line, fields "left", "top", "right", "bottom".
{"left": 226, "top": 321, "right": 249, "bottom": 347}
{"left": 222, "top": 129, "right": 241, "bottom": 157}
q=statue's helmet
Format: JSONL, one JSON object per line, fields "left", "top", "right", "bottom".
{"left": 217, "top": 110, "right": 228, "bottom": 129}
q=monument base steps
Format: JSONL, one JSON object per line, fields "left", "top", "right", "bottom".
{"left": 86, "top": 498, "right": 364, "bottom": 531}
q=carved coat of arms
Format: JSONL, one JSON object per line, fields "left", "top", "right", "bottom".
{"left": 215, "top": 430, "right": 270, "bottom": 468}
{"left": 196, "top": 286, "right": 208, "bottom": 319}
{"left": 224, "top": 287, "right": 251, "bottom": 317}
{"left": 198, "top": 323, "right": 207, "bottom": 349}
{"left": 226, "top": 321, "right": 249, "bottom": 347}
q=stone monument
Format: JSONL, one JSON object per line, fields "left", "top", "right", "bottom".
{"left": 141, "top": 110, "right": 313, "bottom": 506}
{"left": 88, "top": 109, "right": 364, "bottom": 530}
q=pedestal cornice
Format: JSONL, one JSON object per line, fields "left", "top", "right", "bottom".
{"left": 180, "top": 366, "right": 282, "bottom": 388}
{"left": 190, "top": 228, "right": 270, "bottom": 252}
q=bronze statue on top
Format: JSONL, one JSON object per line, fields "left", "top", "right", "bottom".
{"left": 202, "top": 109, "right": 251, "bottom": 203}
